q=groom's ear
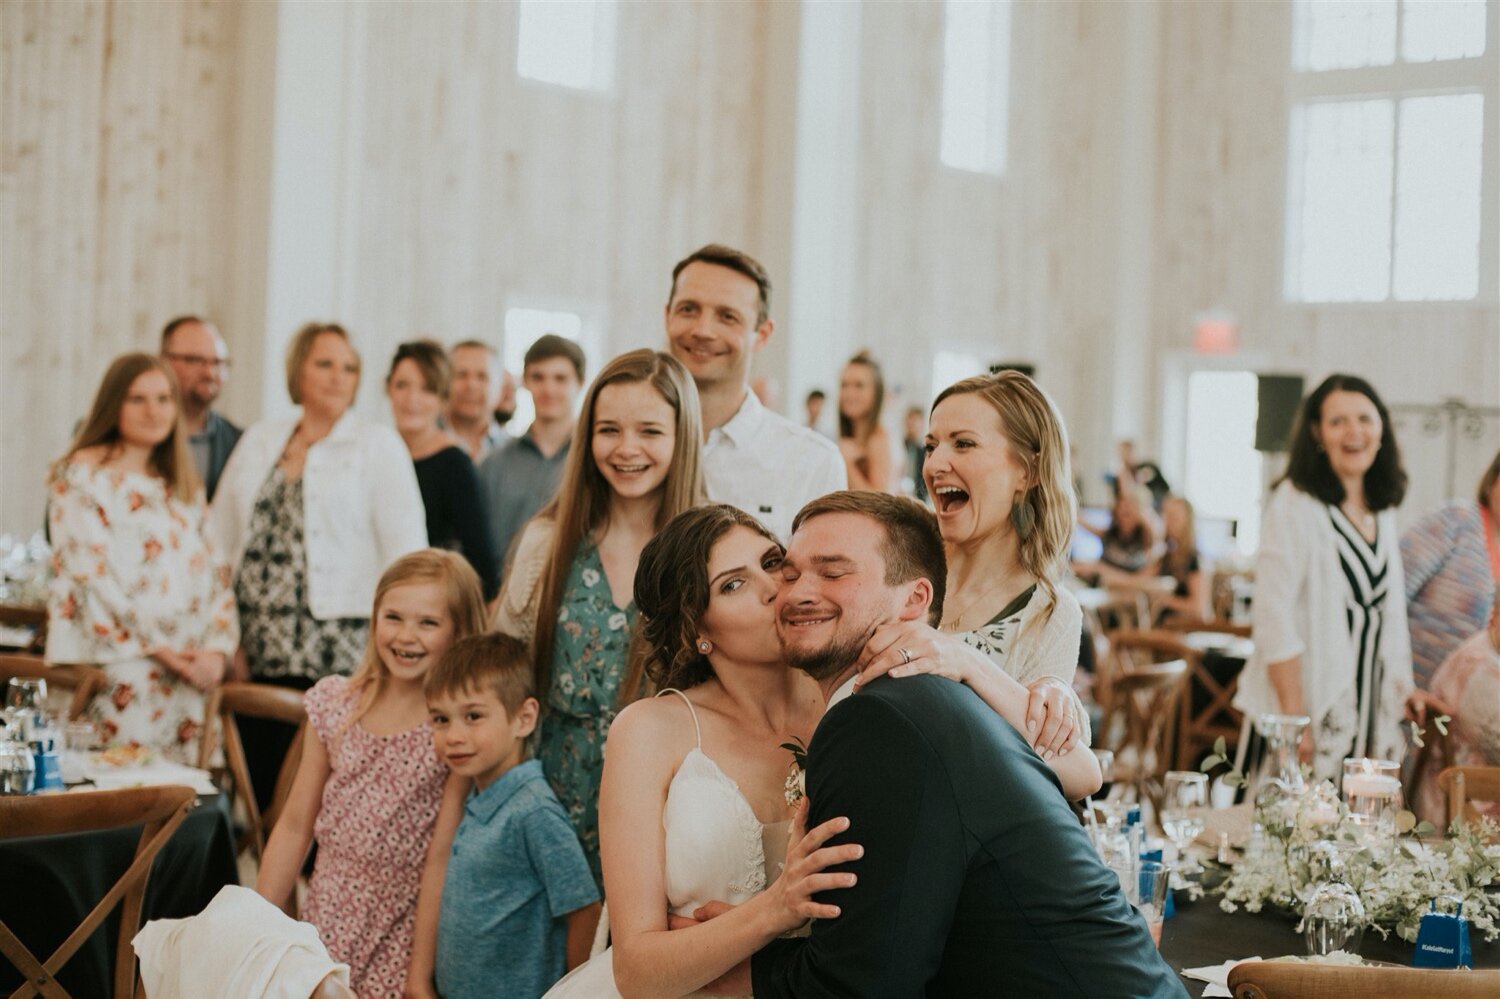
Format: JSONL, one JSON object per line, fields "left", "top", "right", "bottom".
{"left": 895, "top": 577, "right": 935, "bottom": 622}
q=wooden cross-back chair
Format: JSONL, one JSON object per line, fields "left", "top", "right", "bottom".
{"left": 1227, "top": 958, "right": 1500, "bottom": 998}
{"left": 0, "top": 655, "right": 107, "bottom": 722}
{"left": 0, "top": 784, "right": 196, "bottom": 999}
{"left": 1099, "top": 655, "right": 1188, "bottom": 804}
{"left": 1096, "top": 628, "right": 1194, "bottom": 715}
{"left": 198, "top": 682, "right": 307, "bottom": 864}
{"left": 1438, "top": 765, "right": 1500, "bottom": 838}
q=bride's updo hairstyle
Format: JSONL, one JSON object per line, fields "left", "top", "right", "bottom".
{"left": 620, "top": 504, "right": 781, "bottom": 704}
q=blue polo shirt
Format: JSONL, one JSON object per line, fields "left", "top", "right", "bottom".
{"left": 435, "top": 759, "right": 598, "bottom": 999}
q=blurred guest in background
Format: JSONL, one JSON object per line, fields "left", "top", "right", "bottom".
{"left": 47, "top": 353, "right": 237, "bottom": 762}
{"left": 1108, "top": 438, "right": 1170, "bottom": 511}
{"left": 211, "top": 322, "right": 426, "bottom": 804}
{"left": 1409, "top": 588, "right": 1500, "bottom": 825}
{"left": 1153, "top": 495, "right": 1209, "bottom": 622}
{"left": 902, "top": 404, "right": 927, "bottom": 501}
{"left": 446, "top": 339, "right": 507, "bottom": 463}
{"left": 1401, "top": 450, "right": 1500, "bottom": 689}
{"left": 837, "top": 351, "right": 893, "bottom": 492}
{"left": 493, "top": 366, "right": 518, "bottom": 429}
{"left": 479, "top": 334, "right": 585, "bottom": 576}
{"left": 1235, "top": 374, "right": 1412, "bottom": 781}
{"left": 804, "top": 387, "right": 827, "bottom": 435}
{"left": 1075, "top": 486, "right": 1158, "bottom": 581}
{"left": 387, "top": 339, "right": 499, "bottom": 601}
{"left": 160, "top": 315, "right": 241, "bottom": 500}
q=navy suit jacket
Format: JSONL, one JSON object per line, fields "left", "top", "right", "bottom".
{"left": 751, "top": 673, "right": 1187, "bottom": 998}
{"left": 201, "top": 410, "right": 242, "bottom": 502}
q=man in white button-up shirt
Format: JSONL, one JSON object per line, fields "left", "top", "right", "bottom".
{"left": 664, "top": 244, "right": 846, "bottom": 541}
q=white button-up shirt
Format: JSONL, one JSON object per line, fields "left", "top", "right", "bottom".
{"left": 701, "top": 392, "right": 847, "bottom": 542}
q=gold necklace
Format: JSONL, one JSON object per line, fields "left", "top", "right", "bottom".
{"left": 941, "top": 577, "right": 1018, "bottom": 632}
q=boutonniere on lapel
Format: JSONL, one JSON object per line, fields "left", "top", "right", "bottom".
{"left": 781, "top": 736, "right": 808, "bottom": 807}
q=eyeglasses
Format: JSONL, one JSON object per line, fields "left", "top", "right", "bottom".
{"left": 163, "top": 352, "right": 232, "bottom": 371}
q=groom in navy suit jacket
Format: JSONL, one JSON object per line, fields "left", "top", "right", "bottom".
{"left": 748, "top": 491, "right": 1186, "bottom": 998}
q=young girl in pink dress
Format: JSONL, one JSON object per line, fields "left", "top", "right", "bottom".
{"left": 257, "top": 549, "right": 485, "bottom": 998}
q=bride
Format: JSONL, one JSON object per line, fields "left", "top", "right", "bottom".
{"left": 546, "top": 503, "right": 1100, "bottom": 997}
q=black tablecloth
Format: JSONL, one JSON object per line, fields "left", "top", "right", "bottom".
{"left": 1161, "top": 885, "right": 1500, "bottom": 974}
{"left": 1, "top": 792, "right": 238, "bottom": 995}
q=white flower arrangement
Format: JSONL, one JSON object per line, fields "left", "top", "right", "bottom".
{"left": 1214, "top": 780, "right": 1500, "bottom": 944}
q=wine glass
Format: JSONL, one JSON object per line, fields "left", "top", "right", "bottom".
{"left": 5, "top": 677, "right": 46, "bottom": 714}
{"left": 1161, "top": 770, "right": 1209, "bottom": 873}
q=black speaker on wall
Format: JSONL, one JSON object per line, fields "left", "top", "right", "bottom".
{"left": 990, "top": 362, "right": 1036, "bottom": 378}
{"left": 1255, "top": 374, "right": 1305, "bottom": 453}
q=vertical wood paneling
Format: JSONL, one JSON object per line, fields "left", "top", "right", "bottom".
{"left": 2, "top": 0, "right": 238, "bottom": 533}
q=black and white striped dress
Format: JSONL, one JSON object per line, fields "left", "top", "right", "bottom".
{"left": 1328, "top": 505, "right": 1388, "bottom": 758}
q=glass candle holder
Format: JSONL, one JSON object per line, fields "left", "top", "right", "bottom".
{"left": 1342, "top": 758, "right": 1401, "bottom": 850}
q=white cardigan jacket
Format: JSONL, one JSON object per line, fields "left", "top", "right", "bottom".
{"left": 209, "top": 411, "right": 427, "bottom": 620}
{"left": 1235, "top": 482, "right": 1413, "bottom": 772}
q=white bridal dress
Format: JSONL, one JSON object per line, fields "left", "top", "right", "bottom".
{"left": 545, "top": 690, "right": 791, "bottom": 999}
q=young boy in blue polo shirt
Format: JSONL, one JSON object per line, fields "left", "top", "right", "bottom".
{"left": 423, "top": 633, "right": 600, "bottom": 999}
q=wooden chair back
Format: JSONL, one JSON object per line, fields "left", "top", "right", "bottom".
{"left": 1160, "top": 616, "right": 1253, "bottom": 638}
{"left": 1227, "top": 958, "right": 1500, "bottom": 998}
{"left": 1438, "top": 765, "right": 1500, "bottom": 834}
{"left": 1101, "top": 658, "right": 1187, "bottom": 801}
{"left": 0, "top": 784, "right": 196, "bottom": 999}
{"left": 198, "top": 682, "right": 307, "bottom": 863}
{"left": 0, "top": 604, "right": 46, "bottom": 654}
{"left": 1096, "top": 629, "right": 1192, "bottom": 714}
{"left": 0, "top": 654, "right": 107, "bottom": 722}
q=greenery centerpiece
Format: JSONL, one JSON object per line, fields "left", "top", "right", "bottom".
{"left": 1199, "top": 734, "right": 1500, "bottom": 944}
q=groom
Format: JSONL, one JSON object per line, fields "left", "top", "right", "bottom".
{"left": 750, "top": 491, "right": 1186, "bottom": 998}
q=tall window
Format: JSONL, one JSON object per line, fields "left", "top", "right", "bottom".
{"left": 1283, "top": 1, "right": 1489, "bottom": 303}
{"left": 516, "top": 0, "right": 618, "bottom": 92}
{"left": 939, "top": 0, "right": 1012, "bottom": 175}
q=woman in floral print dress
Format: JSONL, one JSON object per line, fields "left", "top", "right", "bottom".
{"left": 495, "top": 350, "right": 704, "bottom": 891}
{"left": 46, "top": 354, "right": 238, "bottom": 762}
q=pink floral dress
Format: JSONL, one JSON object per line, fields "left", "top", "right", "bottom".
{"left": 45, "top": 462, "right": 238, "bottom": 762}
{"left": 302, "top": 675, "right": 448, "bottom": 999}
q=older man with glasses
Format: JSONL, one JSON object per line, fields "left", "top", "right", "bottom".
{"left": 160, "top": 315, "right": 242, "bottom": 500}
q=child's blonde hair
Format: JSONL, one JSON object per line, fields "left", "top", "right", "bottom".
{"left": 347, "top": 549, "right": 487, "bottom": 726}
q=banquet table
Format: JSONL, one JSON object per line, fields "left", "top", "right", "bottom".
{"left": 1160, "top": 881, "right": 1500, "bottom": 976}
{"left": 0, "top": 791, "right": 238, "bottom": 995}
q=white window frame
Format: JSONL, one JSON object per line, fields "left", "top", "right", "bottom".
{"left": 938, "top": 0, "right": 1013, "bottom": 176}
{"left": 1282, "top": 1, "right": 1499, "bottom": 306}
{"left": 515, "top": 0, "right": 619, "bottom": 94}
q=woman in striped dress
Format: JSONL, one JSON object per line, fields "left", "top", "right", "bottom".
{"left": 1235, "top": 375, "right": 1415, "bottom": 781}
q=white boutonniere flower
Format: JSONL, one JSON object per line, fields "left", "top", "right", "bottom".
{"left": 781, "top": 736, "right": 808, "bottom": 807}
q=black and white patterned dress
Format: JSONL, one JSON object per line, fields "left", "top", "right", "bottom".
{"left": 234, "top": 466, "right": 368, "bottom": 683}
{"left": 1325, "top": 505, "right": 1389, "bottom": 759}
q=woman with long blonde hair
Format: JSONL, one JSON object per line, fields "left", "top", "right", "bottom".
{"left": 494, "top": 348, "right": 704, "bottom": 892}
{"left": 46, "top": 352, "right": 237, "bottom": 761}
{"left": 856, "top": 370, "right": 1087, "bottom": 755}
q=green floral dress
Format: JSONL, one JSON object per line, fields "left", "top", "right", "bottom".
{"left": 538, "top": 539, "right": 636, "bottom": 890}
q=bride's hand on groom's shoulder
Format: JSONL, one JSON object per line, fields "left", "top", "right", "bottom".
{"left": 853, "top": 620, "right": 978, "bottom": 688}
{"left": 1023, "top": 677, "right": 1082, "bottom": 759}
{"left": 762, "top": 798, "right": 862, "bottom": 933}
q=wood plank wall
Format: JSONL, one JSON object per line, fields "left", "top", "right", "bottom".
{"left": 1, "top": 0, "right": 240, "bottom": 532}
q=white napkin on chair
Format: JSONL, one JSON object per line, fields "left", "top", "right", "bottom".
{"left": 1180, "top": 956, "right": 1260, "bottom": 998}
{"left": 133, "top": 885, "right": 349, "bottom": 999}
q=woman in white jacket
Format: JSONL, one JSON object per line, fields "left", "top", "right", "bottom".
{"left": 1235, "top": 374, "right": 1413, "bottom": 782}
{"left": 209, "top": 322, "right": 426, "bottom": 802}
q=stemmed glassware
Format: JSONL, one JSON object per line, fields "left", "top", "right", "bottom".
{"left": 1161, "top": 770, "right": 1209, "bottom": 873}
